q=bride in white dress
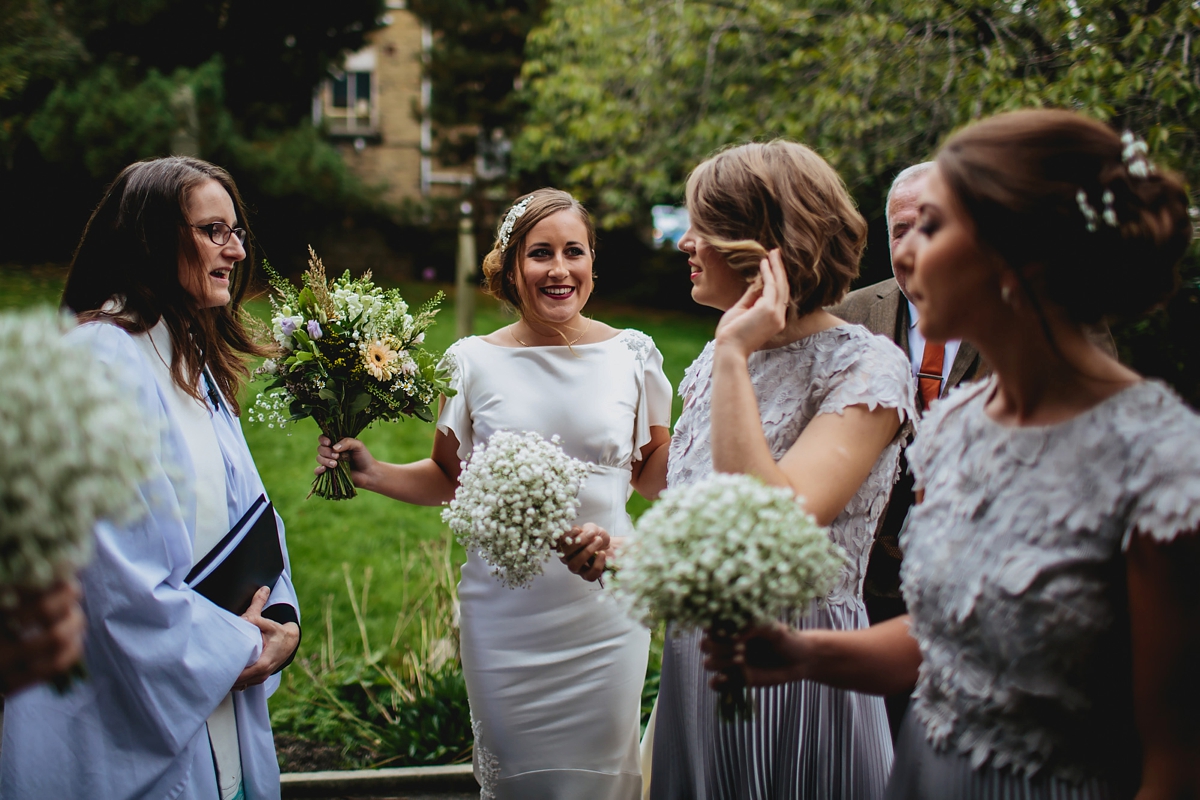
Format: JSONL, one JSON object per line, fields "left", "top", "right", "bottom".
{"left": 315, "top": 188, "right": 672, "bottom": 799}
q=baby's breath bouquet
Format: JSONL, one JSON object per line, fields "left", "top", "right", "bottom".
{"left": 254, "top": 248, "right": 453, "bottom": 500}
{"left": 616, "top": 472, "right": 844, "bottom": 720}
{"left": 442, "top": 430, "right": 591, "bottom": 589}
{"left": 0, "top": 308, "right": 155, "bottom": 685}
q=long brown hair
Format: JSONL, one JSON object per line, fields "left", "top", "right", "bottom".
{"left": 480, "top": 188, "right": 597, "bottom": 335}
{"left": 62, "top": 157, "right": 268, "bottom": 413}
{"left": 685, "top": 140, "right": 867, "bottom": 316}
{"left": 937, "top": 109, "right": 1192, "bottom": 323}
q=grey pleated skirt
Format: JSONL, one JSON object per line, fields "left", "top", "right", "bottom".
{"left": 649, "top": 599, "right": 893, "bottom": 800}
{"left": 886, "top": 713, "right": 1125, "bottom": 800}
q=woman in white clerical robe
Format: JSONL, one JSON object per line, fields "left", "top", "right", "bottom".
{"left": 0, "top": 157, "right": 300, "bottom": 800}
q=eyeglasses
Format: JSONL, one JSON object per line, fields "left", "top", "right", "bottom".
{"left": 193, "top": 222, "right": 247, "bottom": 246}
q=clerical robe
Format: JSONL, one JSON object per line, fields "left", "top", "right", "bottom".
{"left": 0, "top": 321, "right": 300, "bottom": 800}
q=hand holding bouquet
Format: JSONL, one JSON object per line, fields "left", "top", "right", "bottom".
{"left": 0, "top": 308, "right": 155, "bottom": 690}
{"left": 615, "top": 472, "right": 844, "bottom": 720}
{"left": 441, "top": 430, "right": 591, "bottom": 589}
{"left": 253, "top": 248, "right": 453, "bottom": 499}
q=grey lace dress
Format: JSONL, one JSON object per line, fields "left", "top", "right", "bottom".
{"left": 650, "top": 325, "right": 916, "bottom": 800}
{"left": 889, "top": 377, "right": 1200, "bottom": 799}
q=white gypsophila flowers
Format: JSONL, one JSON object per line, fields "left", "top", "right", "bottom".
{"left": 616, "top": 472, "right": 845, "bottom": 631}
{"left": 442, "top": 430, "right": 591, "bottom": 589}
{"left": 0, "top": 308, "right": 155, "bottom": 594}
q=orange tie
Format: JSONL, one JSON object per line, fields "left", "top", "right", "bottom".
{"left": 917, "top": 340, "right": 945, "bottom": 411}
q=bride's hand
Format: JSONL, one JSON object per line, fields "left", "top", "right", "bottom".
{"left": 315, "top": 436, "right": 377, "bottom": 489}
{"left": 557, "top": 523, "right": 610, "bottom": 582}
{"left": 714, "top": 249, "right": 791, "bottom": 357}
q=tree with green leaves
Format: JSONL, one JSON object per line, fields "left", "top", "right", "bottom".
{"left": 517, "top": 0, "right": 1200, "bottom": 227}
{"left": 516, "top": 0, "right": 1200, "bottom": 401}
{"left": 409, "top": 0, "right": 547, "bottom": 172}
{"left": 0, "top": 0, "right": 388, "bottom": 262}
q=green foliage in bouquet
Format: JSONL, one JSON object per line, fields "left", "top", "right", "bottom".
{"left": 253, "top": 248, "right": 454, "bottom": 500}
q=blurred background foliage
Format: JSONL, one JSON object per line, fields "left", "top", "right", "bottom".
{"left": 0, "top": 0, "right": 386, "bottom": 266}
{"left": 514, "top": 0, "right": 1200, "bottom": 403}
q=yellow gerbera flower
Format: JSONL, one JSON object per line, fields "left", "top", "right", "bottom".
{"left": 363, "top": 339, "right": 398, "bottom": 380}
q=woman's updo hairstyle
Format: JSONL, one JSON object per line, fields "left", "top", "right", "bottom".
{"left": 481, "top": 188, "right": 597, "bottom": 317}
{"left": 937, "top": 109, "right": 1193, "bottom": 323}
{"left": 685, "top": 140, "right": 867, "bottom": 316}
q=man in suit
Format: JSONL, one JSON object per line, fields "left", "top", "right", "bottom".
{"left": 831, "top": 162, "right": 1116, "bottom": 737}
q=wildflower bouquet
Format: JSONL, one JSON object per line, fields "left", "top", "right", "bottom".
{"left": 0, "top": 308, "right": 155, "bottom": 685}
{"left": 616, "top": 473, "right": 844, "bottom": 720}
{"left": 441, "top": 430, "right": 591, "bottom": 589}
{"left": 254, "top": 248, "right": 453, "bottom": 500}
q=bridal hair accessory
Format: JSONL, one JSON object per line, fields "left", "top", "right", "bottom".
{"left": 1076, "top": 190, "right": 1101, "bottom": 233}
{"left": 1076, "top": 189, "right": 1120, "bottom": 234}
{"left": 1101, "top": 190, "right": 1118, "bottom": 228}
{"left": 1120, "top": 132, "right": 1155, "bottom": 179}
{"left": 498, "top": 197, "right": 533, "bottom": 252}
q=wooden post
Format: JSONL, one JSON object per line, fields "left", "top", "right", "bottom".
{"left": 455, "top": 201, "right": 477, "bottom": 339}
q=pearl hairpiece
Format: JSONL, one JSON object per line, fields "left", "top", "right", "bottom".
{"left": 1120, "top": 131, "right": 1155, "bottom": 179}
{"left": 1076, "top": 132, "right": 1156, "bottom": 234}
{"left": 498, "top": 197, "right": 533, "bottom": 252}
{"left": 1076, "top": 189, "right": 1119, "bottom": 234}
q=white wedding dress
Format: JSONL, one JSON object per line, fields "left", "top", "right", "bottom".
{"left": 438, "top": 329, "right": 672, "bottom": 800}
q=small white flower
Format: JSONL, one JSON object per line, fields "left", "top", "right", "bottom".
{"left": 442, "top": 430, "right": 590, "bottom": 589}
{"left": 613, "top": 473, "right": 845, "bottom": 632}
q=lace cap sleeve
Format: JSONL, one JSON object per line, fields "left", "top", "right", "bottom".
{"left": 436, "top": 338, "right": 473, "bottom": 462}
{"left": 815, "top": 329, "right": 917, "bottom": 435}
{"left": 623, "top": 330, "right": 673, "bottom": 461}
{"left": 1123, "top": 387, "right": 1200, "bottom": 548}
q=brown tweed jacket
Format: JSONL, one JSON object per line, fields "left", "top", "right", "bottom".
{"left": 828, "top": 277, "right": 984, "bottom": 388}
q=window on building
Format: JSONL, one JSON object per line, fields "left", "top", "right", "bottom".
{"left": 314, "top": 48, "right": 378, "bottom": 138}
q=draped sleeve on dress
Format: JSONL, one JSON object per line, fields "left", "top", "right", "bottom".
{"left": 624, "top": 329, "right": 673, "bottom": 462}
{"left": 1121, "top": 385, "right": 1200, "bottom": 549}
{"left": 436, "top": 338, "right": 474, "bottom": 462}
{"left": 815, "top": 330, "right": 918, "bottom": 441}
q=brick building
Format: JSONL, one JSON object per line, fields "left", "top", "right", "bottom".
{"left": 312, "top": 0, "right": 474, "bottom": 208}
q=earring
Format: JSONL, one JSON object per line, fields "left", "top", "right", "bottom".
{"left": 1000, "top": 285, "right": 1013, "bottom": 305}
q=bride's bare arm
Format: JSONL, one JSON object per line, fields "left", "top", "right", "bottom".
{"left": 314, "top": 398, "right": 462, "bottom": 506}
{"left": 630, "top": 425, "right": 671, "bottom": 500}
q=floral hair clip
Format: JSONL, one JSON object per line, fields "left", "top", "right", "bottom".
{"left": 1076, "top": 189, "right": 1119, "bottom": 233}
{"left": 1120, "top": 131, "right": 1155, "bottom": 179}
{"left": 498, "top": 197, "right": 533, "bottom": 252}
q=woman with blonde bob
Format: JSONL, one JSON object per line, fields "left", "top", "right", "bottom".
{"left": 702, "top": 110, "right": 1200, "bottom": 798}
{"left": 316, "top": 188, "right": 673, "bottom": 799}
{"left": 648, "top": 141, "right": 915, "bottom": 799}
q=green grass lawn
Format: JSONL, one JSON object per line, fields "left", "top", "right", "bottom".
{"left": 0, "top": 262, "right": 714, "bottom": 760}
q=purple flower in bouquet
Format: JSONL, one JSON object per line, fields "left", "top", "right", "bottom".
{"left": 280, "top": 317, "right": 298, "bottom": 337}
{"left": 306, "top": 320, "right": 323, "bottom": 340}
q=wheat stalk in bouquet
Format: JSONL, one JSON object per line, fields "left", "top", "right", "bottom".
{"left": 441, "top": 430, "right": 591, "bottom": 589}
{"left": 253, "top": 247, "right": 454, "bottom": 500}
{"left": 0, "top": 308, "right": 156, "bottom": 688}
{"left": 615, "top": 472, "right": 844, "bottom": 721}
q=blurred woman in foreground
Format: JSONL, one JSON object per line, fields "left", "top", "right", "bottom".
{"left": 2, "top": 157, "right": 300, "bottom": 800}
{"left": 704, "top": 110, "right": 1200, "bottom": 797}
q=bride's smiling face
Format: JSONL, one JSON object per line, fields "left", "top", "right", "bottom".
{"left": 516, "top": 210, "right": 595, "bottom": 326}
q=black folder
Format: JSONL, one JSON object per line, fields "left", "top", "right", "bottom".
{"left": 185, "top": 494, "right": 284, "bottom": 615}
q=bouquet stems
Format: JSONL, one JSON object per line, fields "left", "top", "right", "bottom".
{"left": 716, "top": 669, "right": 754, "bottom": 723}
{"left": 711, "top": 623, "right": 755, "bottom": 722}
{"left": 309, "top": 419, "right": 361, "bottom": 501}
